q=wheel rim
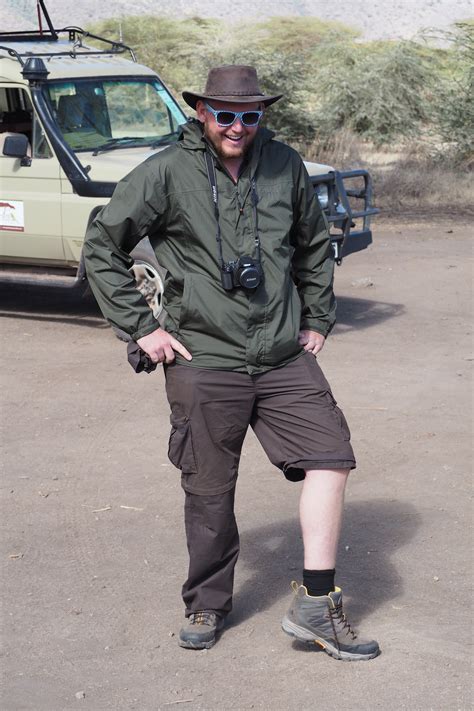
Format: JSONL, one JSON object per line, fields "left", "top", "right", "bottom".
{"left": 130, "top": 261, "right": 164, "bottom": 319}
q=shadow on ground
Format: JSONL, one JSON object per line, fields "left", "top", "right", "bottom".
{"left": 334, "top": 295, "right": 404, "bottom": 333}
{"left": 0, "top": 283, "right": 106, "bottom": 330}
{"left": 0, "top": 283, "right": 404, "bottom": 334}
{"left": 230, "top": 498, "right": 419, "bottom": 626}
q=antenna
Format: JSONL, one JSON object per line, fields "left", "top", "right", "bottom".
{"left": 36, "top": 0, "right": 57, "bottom": 40}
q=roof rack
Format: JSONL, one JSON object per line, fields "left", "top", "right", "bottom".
{"left": 0, "top": 27, "right": 137, "bottom": 63}
{"left": 3, "top": 0, "right": 58, "bottom": 41}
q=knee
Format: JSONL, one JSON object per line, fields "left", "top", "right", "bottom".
{"left": 304, "top": 468, "right": 350, "bottom": 490}
{"left": 184, "top": 488, "right": 238, "bottom": 543}
{"left": 184, "top": 487, "right": 237, "bottom": 529}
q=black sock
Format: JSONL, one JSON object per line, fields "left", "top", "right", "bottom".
{"left": 303, "top": 568, "right": 336, "bottom": 597}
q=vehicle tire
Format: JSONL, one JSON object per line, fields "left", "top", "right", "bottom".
{"left": 129, "top": 249, "right": 164, "bottom": 321}
{"left": 111, "top": 245, "right": 165, "bottom": 342}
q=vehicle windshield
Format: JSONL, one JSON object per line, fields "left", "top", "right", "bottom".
{"left": 45, "top": 77, "right": 187, "bottom": 152}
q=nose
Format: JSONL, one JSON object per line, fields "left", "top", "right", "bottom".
{"left": 230, "top": 117, "right": 244, "bottom": 132}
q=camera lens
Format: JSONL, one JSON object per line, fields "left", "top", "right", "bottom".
{"left": 239, "top": 266, "right": 259, "bottom": 289}
{"left": 235, "top": 255, "right": 261, "bottom": 289}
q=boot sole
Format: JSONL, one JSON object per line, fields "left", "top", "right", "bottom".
{"left": 178, "top": 635, "right": 216, "bottom": 650}
{"left": 281, "top": 616, "right": 380, "bottom": 662}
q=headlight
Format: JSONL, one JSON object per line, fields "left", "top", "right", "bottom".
{"left": 315, "top": 184, "right": 329, "bottom": 209}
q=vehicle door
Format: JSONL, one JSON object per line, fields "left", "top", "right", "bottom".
{"left": 0, "top": 85, "right": 64, "bottom": 263}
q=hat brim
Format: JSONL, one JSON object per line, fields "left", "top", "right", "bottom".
{"left": 182, "top": 91, "right": 283, "bottom": 111}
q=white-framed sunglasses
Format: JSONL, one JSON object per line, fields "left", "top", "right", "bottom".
{"left": 205, "top": 102, "right": 263, "bottom": 127}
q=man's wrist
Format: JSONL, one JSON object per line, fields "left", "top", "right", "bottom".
{"left": 300, "top": 323, "right": 328, "bottom": 338}
{"left": 132, "top": 322, "right": 161, "bottom": 341}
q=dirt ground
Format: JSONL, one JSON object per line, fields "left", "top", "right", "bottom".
{"left": 1, "top": 220, "right": 472, "bottom": 710}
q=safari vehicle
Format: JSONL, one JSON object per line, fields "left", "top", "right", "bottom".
{"left": 0, "top": 1, "right": 378, "bottom": 327}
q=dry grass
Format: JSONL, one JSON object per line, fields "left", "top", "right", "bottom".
{"left": 371, "top": 159, "right": 473, "bottom": 216}
{"left": 301, "top": 129, "right": 365, "bottom": 169}
{"left": 300, "top": 131, "right": 473, "bottom": 217}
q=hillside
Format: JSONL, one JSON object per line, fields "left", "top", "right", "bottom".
{"left": 2, "top": 0, "right": 472, "bottom": 40}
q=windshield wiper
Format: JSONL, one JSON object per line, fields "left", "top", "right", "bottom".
{"left": 149, "top": 132, "right": 181, "bottom": 148}
{"left": 92, "top": 137, "right": 147, "bottom": 156}
{"left": 91, "top": 132, "right": 180, "bottom": 155}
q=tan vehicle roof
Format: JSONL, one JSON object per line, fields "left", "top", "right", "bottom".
{"left": 0, "top": 39, "right": 157, "bottom": 83}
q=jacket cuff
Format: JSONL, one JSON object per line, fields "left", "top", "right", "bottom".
{"left": 131, "top": 319, "right": 161, "bottom": 341}
{"left": 299, "top": 318, "right": 333, "bottom": 337}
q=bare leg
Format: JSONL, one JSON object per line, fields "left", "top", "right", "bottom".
{"left": 283, "top": 467, "right": 380, "bottom": 661}
{"left": 300, "top": 468, "right": 350, "bottom": 570}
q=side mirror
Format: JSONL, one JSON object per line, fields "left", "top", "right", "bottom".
{"left": 2, "top": 134, "right": 32, "bottom": 166}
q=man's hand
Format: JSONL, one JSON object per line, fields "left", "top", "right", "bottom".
{"left": 137, "top": 328, "right": 192, "bottom": 364}
{"left": 298, "top": 329, "right": 326, "bottom": 357}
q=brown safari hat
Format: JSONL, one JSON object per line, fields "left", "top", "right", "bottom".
{"left": 182, "top": 65, "right": 282, "bottom": 110}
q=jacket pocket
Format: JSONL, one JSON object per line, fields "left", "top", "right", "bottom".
{"left": 178, "top": 273, "right": 248, "bottom": 351}
{"left": 325, "top": 391, "right": 351, "bottom": 441}
{"left": 168, "top": 416, "right": 198, "bottom": 472}
{"left": 262, "top": 279, "right": 302, "bottom": 366}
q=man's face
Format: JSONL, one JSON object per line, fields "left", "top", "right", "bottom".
{"left": 196, "top": 99, "right": 262, "bottom": 161}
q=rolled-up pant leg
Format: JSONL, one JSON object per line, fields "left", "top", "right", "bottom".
{"left": 183, "top": 487, "right": 239, "bottom": 618}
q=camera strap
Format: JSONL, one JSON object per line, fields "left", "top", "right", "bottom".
{"left": 250, "top": 178, "right": 262, "bottom": 264}
{"left": 204, "top": 150, "right": 262, "bottom": 269}
{"left": 204, "top": 150, "right": 226, "bottom": 270}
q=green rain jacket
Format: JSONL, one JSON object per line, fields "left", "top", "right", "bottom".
{"left": 84, "top": 120, "right": 336, "bottom": 374}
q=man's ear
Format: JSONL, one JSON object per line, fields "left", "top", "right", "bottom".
{"left": 195, "top": 100, "right": 206, "bottom": 124}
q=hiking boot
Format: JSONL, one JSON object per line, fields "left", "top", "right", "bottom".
{"left": 178, "top": 611, "right": 224, "bottom": 650}
{"left": 282, "top": 582, "right": 380, "bottom": 661}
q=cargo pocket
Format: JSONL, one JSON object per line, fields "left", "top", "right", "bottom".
{"left": 325, "top": 391, "right": 351, "bottom": 441}
{"left": 168, "top": 416, "right": 198, "bottom": 473}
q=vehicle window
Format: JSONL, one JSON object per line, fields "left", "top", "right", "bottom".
{"left": 46, "top": 78, "right": 186, "bottom": 152}
{"left": 0, "top": 87, "right": 51, "bottom": 158}
{"left": 32, "top": 113, "right": 53, "bottom": 158}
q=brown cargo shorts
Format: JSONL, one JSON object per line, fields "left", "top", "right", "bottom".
{"left": 164, "top": 351, "right": 356, "bottom": 496}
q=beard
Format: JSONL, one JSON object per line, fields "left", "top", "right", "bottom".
{"left": 203, "top": 122, "right": 256, "bottom": 162}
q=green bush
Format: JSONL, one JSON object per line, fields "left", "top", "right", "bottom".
{"left": 429, "top": 23, "right": 474, "bottom": 166}
{"left": 311, "top": 41, "right": 431, "bottom": 143}
{"left": 88, "top": 16, "right": 222, "bottom": 96}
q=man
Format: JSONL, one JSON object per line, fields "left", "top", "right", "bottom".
{"left": 84, "top": 65, "right": 380, "bottom": 661}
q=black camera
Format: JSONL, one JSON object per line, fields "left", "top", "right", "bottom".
{"left": 221, "top": 255, "right": 263, "bottom": 292}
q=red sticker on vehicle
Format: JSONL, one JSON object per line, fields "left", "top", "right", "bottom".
{"left": 0, "top": 200, "right": 25, "bottom": 232}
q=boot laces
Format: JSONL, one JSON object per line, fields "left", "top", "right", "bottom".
{"left": 329, "top": 602, "right": 357, "bottom": 640}
{"left": 190, "top": 611, "right": 215, "bottom": 627}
